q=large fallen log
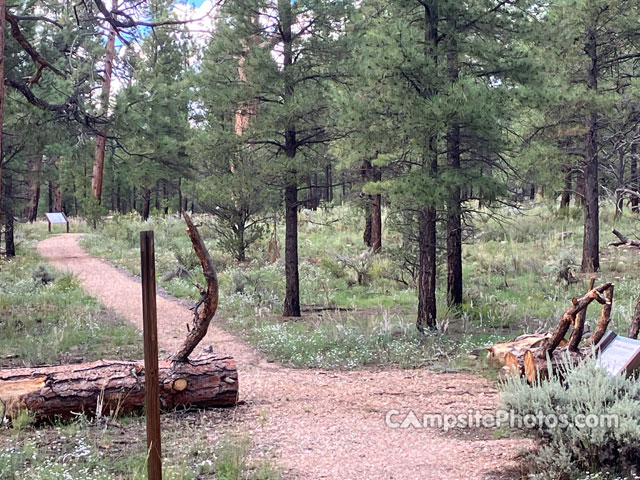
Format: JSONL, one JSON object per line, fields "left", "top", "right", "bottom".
{"left": 0, "top": 354, "right": 238, "bottom": 420}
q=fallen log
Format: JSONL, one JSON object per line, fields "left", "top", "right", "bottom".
{"left": 0, "top": 354, "right": 238, "bottom": 420}
{"left": 609, "top": 229, "right": 640, "bottom": 248}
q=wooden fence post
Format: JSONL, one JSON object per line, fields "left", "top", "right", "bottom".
{"left": 140, "top": 230, "right": 162, "bottom": 480}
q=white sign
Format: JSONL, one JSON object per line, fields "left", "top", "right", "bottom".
{"left": 46, "top": 213, "right": 67, "bottom": 224}
{"left": 598, "top": 335, "right": 640, "bottom": 375}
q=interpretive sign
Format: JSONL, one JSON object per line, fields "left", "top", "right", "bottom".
{"left": 597, "top": 334, "right": 640, "bottom": 376}
{"left": 45, "top": 212, "right": 69, "bottom": 233}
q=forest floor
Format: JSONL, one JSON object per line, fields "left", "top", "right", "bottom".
{"left": 34, "top": 233, "right": 532, "bottom": 480}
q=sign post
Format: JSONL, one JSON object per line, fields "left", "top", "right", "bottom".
{"left": 45, "top": 212, "right": 69, "bottom": 233}
{"left": 140, "top": 231, "right": 162, "bottom": 480}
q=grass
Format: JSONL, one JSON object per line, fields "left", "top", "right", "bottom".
{"left": 0, "top": 224, "right": 142, "bottom": 368}
{"left": 0, "top": 411, "right": 280, "bottom": 480}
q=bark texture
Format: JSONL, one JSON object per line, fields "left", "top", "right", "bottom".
{"left": 91, "top": 20, "right": 116, "bottom": 203}
{"left": 0, "top": 355, "right": 237, "bottom": 420}
{"left": 172, "top": 213, "right": 219, "bottom": 362}
{"left": 581, "top": 27, "right": 600, "bottom": 273}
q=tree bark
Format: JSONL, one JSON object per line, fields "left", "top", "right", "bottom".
{"left": 581, "top": 27, "right": 600, "bottom": 273}
{"left": 560, "top": 168, "right": 571, "bottom": 209}
{"left": 0, "top": 0, "right": 6, "bottom": 243}
{"left": 567, "top": 276, "right": 595, "bottom": 351}
{"left": 629, "top": 291, "right": 640, "bottom": 340}
{"left": 615, "top": 149, "right": 624, "bottom": 217}
{"left": 283, "top": 182, "right": 301, "bottom": 317}
{"left": 541, "top": 282, "right": 611, "bottom": 358}
{"left": 91, "top": 20, "right": 116, "bottom": 204}
{"left": 280, "top": 0, "right": 301, "bottom": 317}
{"left": 4, "top": 174, "right": 14, "bottom": 258}
{"left": 417, "top": 205, "right": 437, "bottom": 331}
{"left": 631, "top": 140, "right": 639, "bottom": 212}
{"left": 142, "top": 188, "right": 151, "bottom": 221}
{"left": 416, "top": 1, "right": 439, "bottom": 332}
{"left": 25, "top": 155, "right": 42, "bottom": 222}
{"left": 172, "top": 213, "right": 219, "bottom": 362}
{"left": 446, "top": 23, "right": 462, "bottom": 307}
{"left": 0, "top": 355, "right": 237, "bottom": 420}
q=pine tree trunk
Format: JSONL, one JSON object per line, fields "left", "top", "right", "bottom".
{"left": 581, "top": 27, "right": 600, "bottom": 273}
{"left": 560, "top": 168, "right": 572, "bottom": 209}
{"left": 283, "top": 182, "right": 301, "bottom": 317}
{"left": 575, "top": 172, "right": 585, "bottom": 207}
{"left": 4, "top": 175, "right": 14, "bottom": 258}
{"left": 416, "top": 1, "right": 439, "bottom": 332}
{"left": 615, "top": 149, "right": 624, "bottom": 217}
{"left": 280, "top": 0, "right": 301, "bottom": 317}
{"left": 91, "top": 21, "right": 116, "bottom": 204}
{"left": 325, "top": 164, "right": 332, "bottom": 202}
{"left": 631, "top": 141, "right": 638, "bottom": 212}
{"left": 0, "top": 0, "right": 6, "bottom": 239}
{"left": 446, "top": 34, "right": 462, "bottom": 308}
{"left": 417, "top": 205, "right": 437, "bottom": 331}
{"left": 142, "top": 188, "right": 151, "bottom": 221}
{"left": 0, "top": 355, "right": 238, "bottom": 420}
{"left": 25, "top": 155, "right": 42, "bottom": 222}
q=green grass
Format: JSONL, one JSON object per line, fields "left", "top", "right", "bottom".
{"left": 0, "top": 228, "right": 142, "bottom": 367}
{"left": 0, "top": 412, "right": 280, "bottom": 480}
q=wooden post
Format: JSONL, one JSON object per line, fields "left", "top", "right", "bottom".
{"left": 140, "top": 231, "right": 162, "bottom": 480}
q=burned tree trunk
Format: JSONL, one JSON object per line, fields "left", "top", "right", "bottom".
{"left": 0, "top": 355, "right": 237, "bottom": 420}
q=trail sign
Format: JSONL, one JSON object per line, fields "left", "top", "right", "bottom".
{"left": 597, "top": 333, "right": 640, "bottom": 376}
{"left": 45, "top": 212, "right": 69, "bottom": 233}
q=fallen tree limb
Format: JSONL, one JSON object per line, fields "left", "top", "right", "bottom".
{"left": 609, "top": 229, "right": 640, "bottom": 248}
{"left": 172, "top": 213, "right": 219, "bottom": 362}
{"left": 568, "top": 276, "right": 596, "bottom": 351}
{"left": 0, "top": 355, "right": 238, "bottom": 420}
{"left": 630, "top": 292, "right": 640, "bottom": 340}
{"left": 540, "top": 282, "right": 612, "bottom": 358}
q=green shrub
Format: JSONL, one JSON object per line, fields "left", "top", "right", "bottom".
{"left": 500, "top": 358, "right": 640, "bottom": 479}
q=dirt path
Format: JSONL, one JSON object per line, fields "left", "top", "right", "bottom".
{"left": 38, "top": 234, "right": 529, "bottom": 479}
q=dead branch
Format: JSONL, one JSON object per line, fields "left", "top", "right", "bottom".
{"left": 567, "top": 276, "right": 596, "bottom": 351}
{"left": 5, "top": 12, "right": 64, "bottom": 77}
{"left": 609, "top": 229, "right": 640, "bottom": 248}
{"left": 630, "top": 291, "right": 640, "bottom": 340}
{"left": 540, "top": 282, "right": 612, "bottom": 358}
{"left": 172, "top": 213, "right": 219, "bottom": 362}
{"left": 589, "top": 285, "right": 614, "bottom": 345}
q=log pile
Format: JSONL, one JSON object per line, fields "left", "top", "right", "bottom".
{"left": 0, "top": 213, "right": 238, "bottom": 420}
{"left": 489, "top": 277, "right": 623, "bottom": 383}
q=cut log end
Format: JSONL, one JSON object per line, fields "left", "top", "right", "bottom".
{"left": 172, "top": 378, "right": 188, "bottom": 392}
